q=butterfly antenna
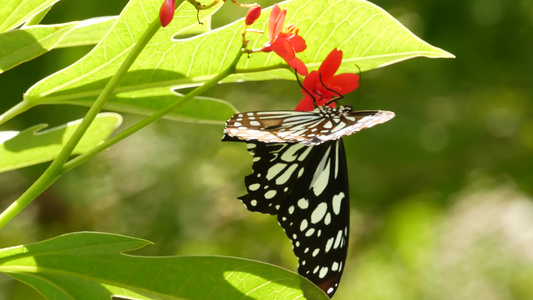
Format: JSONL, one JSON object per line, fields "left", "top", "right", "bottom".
{"left": 354, "top": 64, "right": 362, "bottom": 90}
{"left": 295, "top": 69, "right": 318, "bottom": 108}
{"left": 352, "top": 64, "right": 362, "bottom": 107}
{"left": 319, "top": 73, "right": 344, "bottom": 107}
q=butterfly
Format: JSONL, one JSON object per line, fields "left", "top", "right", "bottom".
{"left": 222, "top": 105, "right": 394, "bottom": 297}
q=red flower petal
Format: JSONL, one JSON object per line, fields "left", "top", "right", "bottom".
{"left": 301, "top": 71, "right": 320, "bottom": 95}
{"left": 296, "top": 49, "right": 360, "bottom": 111}
{"left": 288, "top": 34, "right": 307, "bottom": 53}
{"left": 287, "top": 57, "right": 308, "bottom": 76}
{"left": 262, "top": 4, "right": 308, "bottom": 76}
{"left": 295, "top": 95, "right": 335, "bottom": 112}
{"left": 295, "top": 95, "right": 315, "bottom": 111}
{"left": 329, "top": 73, "right": 359, "bottom": 94}
{"left": 269, "top": 37, "right": 296, "bottom": 59}
{"left": 159, "top": 0, "right": 175, "bottom": 27}
{"left": 268, "top": 4, "right": 286, "bottom": 43}
{"left": 318, "top": 48, "right": 342, "bottom": 81}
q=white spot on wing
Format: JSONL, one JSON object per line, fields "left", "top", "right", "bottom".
{"left": 297, "top": 198, "right": 309, "bottom": 209}
{"left": 332, "top": 192, "right": 344, "bottom": 215}
{"left": 332, "top": 262, "right": 339, "bottom": 271}
{"left": 266, "top": 163, "right": 286, "bottom": 180}
{"left": 300, "top": 219, "right": 308, "bottom": 231}
{"left": 275, "top": 163, "right": 298, "bottom": 185}
{"left": 325, "top": 237, "right": 334, "bottom": 253}
{"left": 288, "top": 205, "right": 295, "bottom": 214}
{"left": 311, "top": 146, "right": 332, "bottom": 196}
{"left": 311, "top": 202, "right": 328, "bottom": 224}
{"left": 281, "top": 143, "right": 305, "bottom": 162}
{"left": 305, "top": 228, "right": 315, "bottom": 236}
{"left": 265, "top": 190, "right": 277, "bottom": 199}
{"left": 319, "top": 267, "right": 328, "bottom": 278}
{"left": 333, "top": 229, "right": 343, "bottom": 249}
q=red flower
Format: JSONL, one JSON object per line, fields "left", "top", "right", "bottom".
{"left": 261, "top": 4, "right": 308, "bottom": 76}
{"left": 245, "top": 5, "right": 261, "bottom": 26}
{"left": 295, "top": 49, "right": 359, "bottom": 111}
{"left": 159, "top": 0, "right": 175, "bottom": 27}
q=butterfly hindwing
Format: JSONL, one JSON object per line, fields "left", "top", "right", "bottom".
{"left": 278, "top": 140, "right": 349, "bottom": 297}
{"left": 238, "top": 142, "right": 312, "bottom": 214}
{"left": 239, "top": 139, "right": 349, "bottom": 297}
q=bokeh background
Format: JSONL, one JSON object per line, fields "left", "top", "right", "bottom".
{"left": 1, "top": 0, "right": 532, "bottom": 299}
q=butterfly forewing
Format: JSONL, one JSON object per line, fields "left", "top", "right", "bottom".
{"left": 239, "top": 140, "right": 349, "bottom": 297}
{"left": 223, "top": 106, "right": 395, "bottom": 146}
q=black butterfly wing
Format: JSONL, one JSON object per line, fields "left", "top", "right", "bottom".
{"left": 223, "top": 107, "right": 394, "bottom": 297}
{"left": 238, "top": 142, "right": 313, "bottom": 214}
{"left": 239, "top": 139, "right": 349, "bottom": 298}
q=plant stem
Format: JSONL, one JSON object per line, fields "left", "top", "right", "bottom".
{"left": 0, "top": 101, "right": 34, "bottom": 126}
{"left": 0, "top": 15, "right": 163, "bottom": 230}
{"left": 0, "top": 12, "right": 245, "bottom": 230}
{"left": 63, "top": 51, "right": 242, "bottom": 173}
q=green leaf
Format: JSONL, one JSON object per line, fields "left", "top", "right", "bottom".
{"left": 53, "top": 17, "right": 117, "bottom": 48}
{"left": 23, "top": 0, "right": 453, "bottom": 116}
{"left": 0, "top": 0, "right": 59, "bottom": 32}
{"left": 0, "top": 14, "right": 210, "bottom": 74}
{"left": 54, "top": 15, "right": 210, "bottom": 49}
{"left": 0, "top": 22, "right": 77, "bottom": 73}
{"left": 69, "top": 88, "right": 238, "bottom": 124}
{"left": 0, "top": 113, "right": 122, "bottom": 173}
{"left": 233, "top": 0, "right": 456, "bottom": 79}
{"left": 0, "top": 17, "right": 117, "bottom": 73}
{"left": 0, "top": 232, "right": 328, "bottom": 300}
{"left": 19, "top": 0, "right": 230, "bottom": 122}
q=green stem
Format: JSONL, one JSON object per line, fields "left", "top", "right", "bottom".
{"left": 63, "top": 51, "right": 242, "bottom": 173}
{"left": 0, "top": 16, "right": 163, "bottom": 229}
{"left": 0, "top": 101, "right": 34, "bottom": 127}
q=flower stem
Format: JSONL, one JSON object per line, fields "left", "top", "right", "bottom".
{"left": 0, "top": 14, "right": 163, "bottom": 230}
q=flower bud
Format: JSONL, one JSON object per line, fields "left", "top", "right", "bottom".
{"left": 159, "top": 0, "right": 176, "bottom": 27}
{"left": 245, "top": 5, "right": 261, "bottom": 26}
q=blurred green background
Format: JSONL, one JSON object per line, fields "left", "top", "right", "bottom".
{"left": 1, "top": 0, "right": 532, "bottom": 299}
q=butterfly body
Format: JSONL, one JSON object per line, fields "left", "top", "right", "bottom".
{"left": 223, "top": 106, "right": 394, "bottom": 297}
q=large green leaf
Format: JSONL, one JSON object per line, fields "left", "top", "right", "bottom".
{"left": 24, "top": 0, "right": 453, "bottom": 114}
{"left": 0, "top": 113, "right": 122, "bottom": 173}
{"left": 0, "top": 232, "right": 328, "bottom": 300}
{"left": 53, "top": 17, "right": 118, "bottom": 48}
{"left": 0, "top": 17, "right": 116, "bottom": 73}
{"left": 0, "top": 0, "right": 59, "bottom": 32}
{"left": 18, "top": 0, "right": 230, "bottom": 124}
{"left": 0, "top": 14, "right": 215, "bottom": 74}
